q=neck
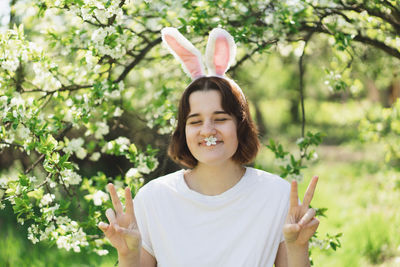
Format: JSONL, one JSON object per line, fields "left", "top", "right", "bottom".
{"left": 184, "top": 161, "right": 246, "bottom": 196}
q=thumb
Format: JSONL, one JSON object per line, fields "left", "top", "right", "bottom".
{"left": 115, "top": 224, "right": 141, "bottom": 251}
{"left": 283, "top": 223, "right": 301, "bottom": 242}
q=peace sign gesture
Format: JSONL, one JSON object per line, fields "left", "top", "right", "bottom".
{"left": 283, "top": 176, "right": 320, "bottom": 246}
{"left": 98, "top": 184, "right": 141, "bottom": 257}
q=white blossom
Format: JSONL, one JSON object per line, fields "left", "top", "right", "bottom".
{"left": 92, "top": 190, "right": 109, "bottom": 206}
{"left": 204, "top": 135, "right": 217, "bottom": 146}
{"left": 60, "top": 169, "right": 82, "bottom": 187}
{"left": 28, "top": 224, "right": 40, "bottom": 244}
{"left": 113, "top": 107, "right": 123, "bottom": 117}
{"left": 41, "top": 203, "right": 60, "bottom": 221}
{"left": 63, "top": 137, "right": 87, "bottom": 159}
{"left": 137, "top": 153, "right": 158, "bottom": 174}
{"left": 126, "top": 168, "right": 139, "bottom": 178}
{"left": 0, "top": 177, "right": 7, "bottom": 187}
{"left": 94, "top": 121, "right": 109, "bottom": 139}
{"left": 55, "top": 223, "right": 88, "bottom": 252}
{"left": 94, "top": 249, "right": 109, "bottom": 256}
{"left": 89, "top": 152, "right": 101, "bottom": 161}
{"left": 40, "top": 193, "right": 55, "bottom": 207}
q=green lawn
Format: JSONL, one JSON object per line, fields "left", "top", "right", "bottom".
{"left": 1, "top": 100, "right": 399, "bottom": 266}
{"left": 295, "top": 144, "right": 400, "bottom": 266}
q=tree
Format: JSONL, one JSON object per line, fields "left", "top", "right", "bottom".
{"left": 1, "top": 0, "right": 398, "bottom": 260}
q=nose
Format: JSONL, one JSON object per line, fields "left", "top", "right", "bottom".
{"left": 200, "top": 120, "right": 217, "bottom": 136}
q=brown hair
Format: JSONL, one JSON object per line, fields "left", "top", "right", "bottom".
{"left": 168, "top": 76, "right": 260, "bottom": 168}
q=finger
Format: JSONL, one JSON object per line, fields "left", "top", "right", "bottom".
{"left": 283, "top": 223, "right": 300, "bottom": 234}
{"left": 298, "top": 208, "right": 316, "bottom": 227}
{"left": 289, "top": 180, "right": 299, "bottom": 211}
{"left": 301, "top": 218, "right": 320, "bottom": 237}
{"left": 294, "top": 218, "right": 320, "bottom": 245}
{"left": 128, "top": 220, "right": 139, "bottom": 231}
{"left": 115, "top": 224, "right": 141, "bottom": 251}
{"left": 124, "top": 187, "right": 134, "bottom": 216}
{"left": 107, "top": 183, "right": 124, "bottom": 214}
{"left": 115, "top": 224, "right": 133, "bottom": 235}
{"left": 302, "top": 176, "right": 318, "bottom": 208}
{"left": 106, "top": 208, "right": 117, "bottom": 225}
{"left": 304, "top": 217, "right": 320, "bottom": 229}
{"left": 282, "top": 223, "right": 301, "bottom": 243}
{"left": 98, "top": 222, "right": 109, "bottom": 232}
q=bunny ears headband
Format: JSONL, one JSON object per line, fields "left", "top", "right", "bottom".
{"left": 161, "top": 27, "right": 245, "bottom": 98}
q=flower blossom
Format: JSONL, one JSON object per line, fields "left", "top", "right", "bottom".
{"left": 60, "top": 169, "right": 82, "bottom": 187}
{"left": 92, "top": 190, "right": 109, "bottom": 206}
{"left": 204, "top": 136, "right": 217, "bottom": 146}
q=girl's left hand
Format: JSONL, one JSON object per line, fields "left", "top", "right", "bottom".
{"left": 283, "top": 176, "right": 320, "bottom": 246}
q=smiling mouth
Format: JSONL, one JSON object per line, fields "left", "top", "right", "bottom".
{"left": 200, "top": 141, "right": 223, "bottom": 146}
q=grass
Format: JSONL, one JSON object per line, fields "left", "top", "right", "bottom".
{"left": 256, "top": 98, "right": 400, "bottom": 266}
{"left": 257, "top": 142, "right": 400, "bottom": 266}
{"left": 0, "top": 213, "right": 118, "bottom": 267}
{"left": 1, "top": 99, "right": 400, "bottom": 266}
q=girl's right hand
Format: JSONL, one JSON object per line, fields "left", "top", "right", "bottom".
{"left": 98, "top": 183, "right": 141, "bottom": 258}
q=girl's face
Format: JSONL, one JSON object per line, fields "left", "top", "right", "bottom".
{"left": 185, "top": 90, "right": 239, "bottom": 167}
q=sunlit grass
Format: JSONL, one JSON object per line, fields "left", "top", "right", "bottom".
{"left": 298, "top": 146, "right": 400, "bottom": 266}
{"left": 0, "top": 219, "right": 118, "bottom": 267}
{"left": 2, "top": 99, "right": 399, "bottom": 266}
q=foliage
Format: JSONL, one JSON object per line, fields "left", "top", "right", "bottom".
{"left": 1, "top": 0, "right": 399, "bottom": 261}
{"left": 359, "top": 99, "right": 400, "bottom": 168}
{"left": 265, "top": 131, "right": 343, "bottom": 264}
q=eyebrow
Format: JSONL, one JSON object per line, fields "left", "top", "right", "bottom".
{"left": 187, "top": 111, "right": 228, "bottom": 120}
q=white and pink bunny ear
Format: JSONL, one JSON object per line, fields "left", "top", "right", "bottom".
{"left": 161, "top": 27, "right": 205, "bottom": 80}
{"left": 205, "top": 28, "right": 237, "bottom": 77}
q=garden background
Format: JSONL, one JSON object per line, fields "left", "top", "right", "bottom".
{"left": 0, "top": 0, "right": 399, "bottom": 266}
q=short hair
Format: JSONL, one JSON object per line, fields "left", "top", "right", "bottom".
{"left": 168, "top": 76, "right": 260, "bottom": 168}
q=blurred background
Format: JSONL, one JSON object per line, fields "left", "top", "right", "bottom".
{"left": 0, "top": 0, "right": 399, "bottom": 266}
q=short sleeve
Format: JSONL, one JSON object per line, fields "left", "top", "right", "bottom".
{"left": 279, "top": 182, "right": 292, "bottom": 243}
{"left": 133, "top": 189, "right": 155, "bottom": 257}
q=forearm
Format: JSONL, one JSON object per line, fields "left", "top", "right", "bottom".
{"left": 118, "top": 251, "right": 140, "bottom": 267}
{"left": 286, "top": 242, "right": 310, "bottom": 267}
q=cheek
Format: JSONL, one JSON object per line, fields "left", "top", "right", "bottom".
{"left": 185, "top": 126, "right": 196, "bottom": 144}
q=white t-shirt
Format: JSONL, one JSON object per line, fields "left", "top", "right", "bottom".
{"left": 133, "top": 166, "right": 291, "bottom": 267}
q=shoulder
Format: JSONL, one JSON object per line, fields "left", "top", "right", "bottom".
{"left": 246, "top": 167, "right": 291, "bottom": 194}
{"left": 134, "top": 169, "right": 184, "bottom": 199}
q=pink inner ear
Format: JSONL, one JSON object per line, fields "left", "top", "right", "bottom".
{"left": 164, "top": 35, "right": 204, "bottom": 79}
{"left": 214, "top": 37, "right": 230, "bottom": 76}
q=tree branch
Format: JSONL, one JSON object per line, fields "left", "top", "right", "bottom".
{"left": 230, "top": 39, "right": 278, "bottom": 73}
{"left": 24, "top": 123, "right": 73, "bottom": 175}
{"left": 115, "top": 36, "right": 162, "bottom": 83}
{"left": 301, "top": 24, "right": 400, "bottom": 60}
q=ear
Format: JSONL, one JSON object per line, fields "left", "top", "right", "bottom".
{"left": 205, "top": 28, "right": 236, "bottom": 76}
{"left": 161, "top": 27, "right": 205, "bottom": 80}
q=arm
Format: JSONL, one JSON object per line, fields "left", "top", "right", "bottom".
{"left": 98, "top": 184, "right": 157, "bottom": 267}
{"left": 275, "top": 176, "right": 320, "bottom": 267}
{"left": 118, "top": 247, "right": 156, "bottom": 267}
{"left": 275, "top": 241, "right": 311, "bottom": 267}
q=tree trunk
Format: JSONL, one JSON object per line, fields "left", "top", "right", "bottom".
{"left": 253, "top": 101, "right": 267, "bottom": 139}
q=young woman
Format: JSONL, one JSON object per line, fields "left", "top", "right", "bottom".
{"left": 98, "top": 28, "right": 319, "bottom": 267}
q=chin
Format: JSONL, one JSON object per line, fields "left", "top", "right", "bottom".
{"left": 197, "top": 156, "right": 235, "bottom": 166}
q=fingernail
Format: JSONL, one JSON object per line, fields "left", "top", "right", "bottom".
{"left": 98, "top": 222, "right": 107, "bottom": 228}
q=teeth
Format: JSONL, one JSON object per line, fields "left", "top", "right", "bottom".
{"left": 204, "top": 136, "right": 217, "bottom": 146}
